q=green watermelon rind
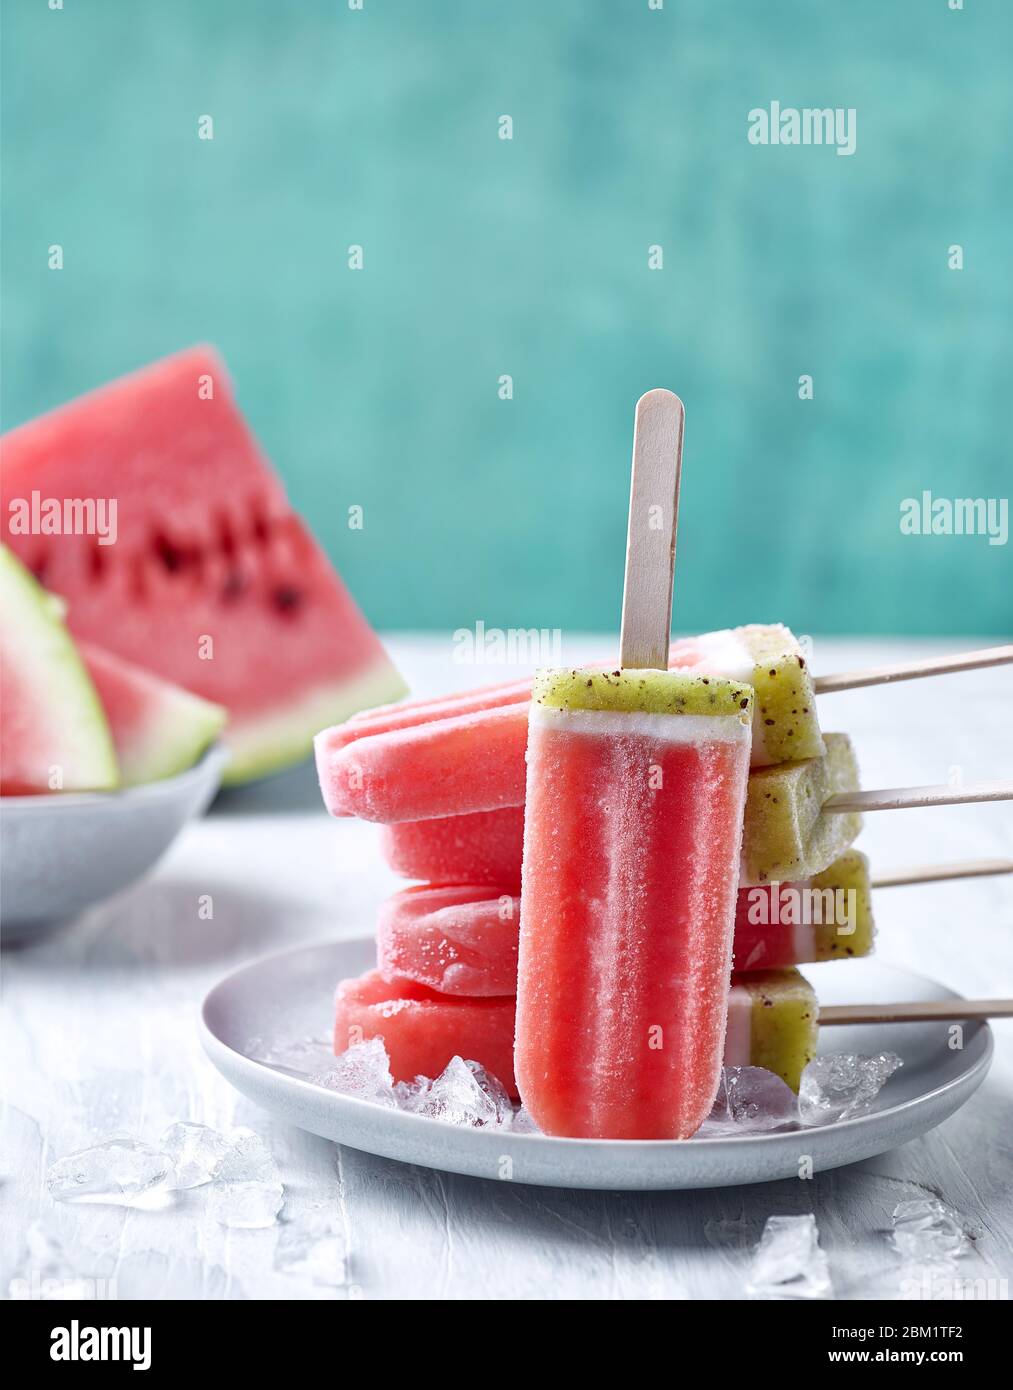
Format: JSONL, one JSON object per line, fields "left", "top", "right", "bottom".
{"left": 125, "top": 692, "right": 227, "bottom": 786}
{"left": 0, "top": 547, "right": 120, "bottom": 792}
{"left": 222, "top": 657, "right": 408, "bottom": 785}
{"left": 80, "top": 644, "right": 229, "bottom": 788}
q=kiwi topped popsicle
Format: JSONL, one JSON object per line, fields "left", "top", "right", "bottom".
{"left": 314, "top": 621, "right": 822, "bottom": 820}
{"left": 378, "top": 734, "right": 863, "bottom": 888}
{"left": 513, "top": 667, "right": 753, "bottom": 1140}
{"left": 374, "top": 849, "right": 877, "bottom": 997}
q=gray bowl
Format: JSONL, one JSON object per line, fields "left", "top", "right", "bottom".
{"left": 1, "top": 743, "right": 229, "bottom": 944}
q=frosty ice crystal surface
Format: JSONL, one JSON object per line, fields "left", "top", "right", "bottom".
{"left": 702, "top": 1067, "right": 798, "bottom": 1135}
{"left": 208, "top": 1180, "right": 284, "bottom": 1229}
{"left": 462, "top": 1061, "right": 514, "bottom": 1124}
{"left": 393, "top": 1077, "right": 428, "bottom": 1110}
{"left": 510, "top": 1105, "right": 541, "bottom": 1134}
{"left": 747, "top": 1214, "right": 833, "bottom": 1300}
{"left": 308, "top": 1040, "right": 519, "bottom": 1129}
{"left": 160, "top": 1122, "right": 231, "bottom": 1189}
{"left": 45, "top": 1139, "right": 173, "bottom": 1205}
{"left": 315, "top": 1038, "right": 398, "bottom": 1107}
{"left": 892, "top": 1198, "right": 969, "bottom": 1263}
{"left": 207, "top": 1129, "right": 284, "bottom": 1229}
{"left": 414, "top": 1057, "right": 513, "bottom": 1127}
{"left": 799, "top": 1052, "right": 902, "bottom": 1125}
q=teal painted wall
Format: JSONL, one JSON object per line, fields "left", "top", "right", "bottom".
{"left": 3, "top": 0, "right": 1010, "bottom": 637}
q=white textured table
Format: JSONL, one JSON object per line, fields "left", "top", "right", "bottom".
{"left": 2, "top": 636, "right": 1011, "bottom": 1301}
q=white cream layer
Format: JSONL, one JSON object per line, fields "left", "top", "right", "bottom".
{"left": 529, "top": 703, "right": 751, "bottom": 743}
{"left": 680, "top": 628, "right": 756, "bottom": 685}
{"left": 672, "top": 628, "right": 773, "bottom": 760}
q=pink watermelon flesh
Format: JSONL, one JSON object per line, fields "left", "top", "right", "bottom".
{"left": 0, "top": 546, "right": 118, "bottom": 795}
{"left": 79, "top": 641, "right": 227, "bottom": 786}
{"left": 334, "top": 969, "right": 518, "bottom": 1097}
{"left": 1, "top": 347, "right": 406, "bottom": 782}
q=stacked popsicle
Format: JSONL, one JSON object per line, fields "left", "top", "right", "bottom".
{"left": 319, "top": 639, "right": 1010, "bottom": 1125}
{"left": 317, "top": 391, "right": 1012, "bottom": 1139}
{"left": 318, "top": 625, "right": 861, "bottom": 1104}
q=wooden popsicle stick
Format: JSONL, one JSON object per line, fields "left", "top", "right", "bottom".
{"left": 821, "top": 999, "right": 1013, "bottom": 1026}
{"left": 872, "top": 858, "right": 1013, "bottom": 888}
{"left": 619, "top": 389, "right": 685, "bottom": 670}
{"left": 824, "top": 779, "right": 1013, "bottom": 814}
{"left": 813, "top": 643, "right": 1013, "bottom": 694}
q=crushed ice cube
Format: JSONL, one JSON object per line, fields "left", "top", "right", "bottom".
{"left": 891, "top": 1198, "right": 969, "bottom": 1263}
{"left": 725, "top": 1068, "right": 799, "bottom": 1129}
{"left": 799, "top": 1052, "right": 903, "bottom": 1125}
{"left": 747, "top": 1214, "right": 833, "bottom": 1300}
{"left": 274, "top": 1209, "right": 347, "bottom": 1286}
{"left": 211, "top": 1129, "right": 279, "bottom": 1185}
{"left": 702, "top": 1067, "right": 799, "bottom": 1135}
{"left": 510, "top": 1104, "right": 541, "bottom": 1134}
{"left": 463, "top": 1061, "right": 514, "bottom": 1124}
{"left": 393, "top": 1077, "right": 428, "bottom": 1110}
{"left": 45, "top": 1138, "right": 173, "bottom": 1206}
{"left": 414, "top": 1056, "right": 512, "bottom": 1127}
{"left": 208, "top": 1180, "right": 284, "bottom": 1229}
{"left": 160, "top": 1122, "right": 231, "bottom": 1189}
{"left": 207, "top": 1129, "right": 284, "bottom": 1229}
{"left": 312, "top": 1044, "right": 515, "bottom": 1125}
{"left": 314, "top": 1038, "right": 398, "bottom": 1107}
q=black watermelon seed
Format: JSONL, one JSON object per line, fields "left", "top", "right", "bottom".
{"left": 272, "top": 585, "right": 303, "bottom": 613}
{"left": 154, "top": 535, "right": 185, "bottom": 573}
{"left": 221, "top": 570, "right": 246, "bottom": 601}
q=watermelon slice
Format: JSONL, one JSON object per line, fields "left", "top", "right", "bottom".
{"left": 0, "top": 546, "right": 118, "bottom": 794}
{"left": 1, "top": 347, "right": 407, "bottom": 783}
{"left": 79, "top": 642, "right": 227, "bottom": 786}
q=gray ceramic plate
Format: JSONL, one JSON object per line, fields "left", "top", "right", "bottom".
{"left": 1, "top": 743, "right": 229, "bottom": 943}
{"left": 200, "top": 939, "right": 993, "bottom": 1191}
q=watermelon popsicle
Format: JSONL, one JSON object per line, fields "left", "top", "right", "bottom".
{"left": 380, "top": 734, "right": 1012, "bottom": 890}
{"left": 317, "top": 633, "right": 1013, "bottom": 822}
{"left": 735, "top": 851, "right": 875, "bottom": 969}
{"left": 724, "top": 969, "right": 818, "bottom": 1091}
{"left": 334, "top": 964, "right": 1012, "bottom": 1107}
{"left": 741, "top": 731, "right": 860, "bottom": 883}
{"left": 334, "top": 969, "right": 518, "bottom": 1097}
{"left": 315, "top": 701, "right": 531, "bottom": 823}
{"left": 381, "top": 806, "right": 525, "bottom": 891}
{"left": 333, "top": 965, "right": 818, "bottom": 1099}
{"left": 376, "top": 851, "right": 877, "bottom": 997}
{"left": 314, "top": 622, "right": 821, "bottom": 820}
{"left": 376, "top": 854, "right": 1013, "bottom": 994}
{"left": 379, "top": 883, "right": 522, "bottom": 996}
{"left": 514, "top": 389, "right": 762, "bottom": 1140}
{"left": 379, "top": 732, "right": 863, "bottom": 889}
